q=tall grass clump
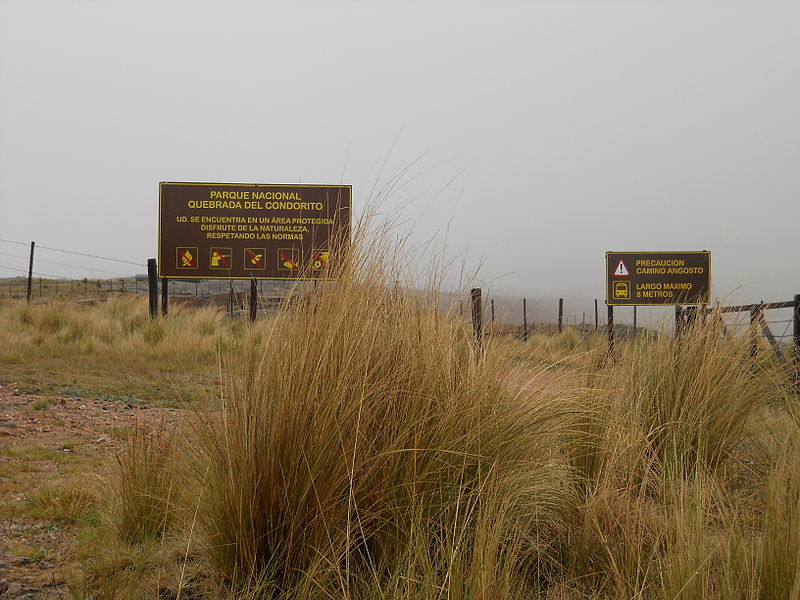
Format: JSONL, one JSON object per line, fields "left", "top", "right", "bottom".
{"left": 108, "top": 420, "right": 177, "bottom": 544}
{"left": 603, "top": 317, "right": 778, "bottom": 477}
{"left": 188, "top": 234, "right": 582, "bottom": 596}
{"left": 760, "top": 432, "right": 800, "bottom": 598}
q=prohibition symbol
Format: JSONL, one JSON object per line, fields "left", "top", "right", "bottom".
{"left": 244, "top": 248, "right": 266, "bottom": 270}
{"left": 311, "top": 249, "right": 330, "bottom": 271}
{"left": 210, "top": 248, "right": 232, "bottom": 269}
{"left": 278, "top": 248, "right": 300, "bottom": 271}
{"left": 176, "top": 247, "right": 198, "bottom": 269}
{"left": 613, "top": 260, "right": 629, "bottom": 277}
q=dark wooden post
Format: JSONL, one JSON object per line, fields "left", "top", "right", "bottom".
{"left": 38, "top": 277, "right": 42, "bottom": 297}
{"left": 147, "top": 259, "right": 158, "bottom": 318}
{"left": 558, "top": 298, "right": 564, "bottom": 333}
{"left": 161, "top": 278, "right": 169, "bottom": 316}
{"left": 633, "top": 306, "right": 637, "bottom": 336}
{"left": 490, "top": 298, "right": 495, "bottom": 325}
{"left": 26, "top": 241, "right": 35, "bottom": 303}
{"left": 675, "top": 306, "right": 683, "bottom": 338}
{"left": 749, "top": 305, "right": 760, "bottom": 358}
{"left": 607, "top": 304, "right": 614, "bottom": 356}
{"left": 471, "top": 288, "right": 483, "bottom": 352}
{"left": 249, "top": 279, "right": 258, "bottom": 322}
{"left": 594, "top": 298, "right": 599, "bottom": 331}
{"left": 793, "top": 294, "right": 800, "bottom": 382}
{"left": 522, "top": 298, "right": 528, "bottom": 342}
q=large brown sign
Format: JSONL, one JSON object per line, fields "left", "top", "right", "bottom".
{"left": 606, "top": 251, "right": 711, "bottom": 306}
{"left": 158, "top": 182, "right": 351, "bottom": 279}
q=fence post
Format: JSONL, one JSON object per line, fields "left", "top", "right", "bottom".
{"left": 250, "top": 279, "right": 258, "bottom": 322}
{"left": 633, "top": 306, "right": 637, "bottom": 337}
{"left": 491, "top": 298, "right": 495, "bottom": 326}
{"left": 749, "top": 305, "right": 761, "bottom": 358}
{"left": 26, "top": 241, "right": 35, "bottom": 303}
{"left": 522, "top": 298, "right": 528, "bottom": 342}
{"left": 147, "top": 259, "right": 158, "bottom": 319}
{"left": 607, "top": 304, "right": 614, "bottom": 356}
{"left": 594, "top": 299, "right": 599, "bottom": 331}
{"left": 558, "top": 298, "right": 563, "bottom": 333}
{"left": 794, "top": 294, "right": 800, "bottom": 382}
{"left": 471, "top": 288, "right": 483, "bottom": 353}
{"left": 161, "top": 278, "right": 169, "bottom": 316}
{"left": 675, "top": 306, "right": 683, "bottom": 338}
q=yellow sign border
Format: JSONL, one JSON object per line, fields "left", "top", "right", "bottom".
{"left": 157, "top": 181, "right": 352, "bottom": 280}
{"left": 605, "top": 251, "right": 712, "bottom": 306}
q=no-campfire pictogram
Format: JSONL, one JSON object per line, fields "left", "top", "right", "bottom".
{"left": 176, "top": 247, "right": 198, "bottom": 269}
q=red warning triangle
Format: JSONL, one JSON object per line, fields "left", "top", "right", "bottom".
{"left": 613, "top": 260, "right": 629, "bottom": 277}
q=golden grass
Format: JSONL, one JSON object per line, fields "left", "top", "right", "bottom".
{"left": 1, "top": 248, "right": 797, "bottom": 598}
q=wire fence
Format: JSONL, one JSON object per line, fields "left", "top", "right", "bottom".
{"left": 1, "top": 238, "right": 797, "bottom": 353}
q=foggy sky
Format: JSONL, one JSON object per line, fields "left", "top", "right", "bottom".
{"left": 1, "top": 0, "right": 798, "bottom": 324}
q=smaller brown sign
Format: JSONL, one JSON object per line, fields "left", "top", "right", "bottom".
{"left": 606, "top": 251, "right": 711, "bottom": 306}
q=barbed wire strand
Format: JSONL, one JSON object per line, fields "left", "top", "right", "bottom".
{"left": 0, "top": 238, "right": 144, "bottom": 267}
{"left": 0, "top": 251, "right": 129, "bottom": 277}
{"left": 0, "top": 265, "right": 68, "bottom": 280}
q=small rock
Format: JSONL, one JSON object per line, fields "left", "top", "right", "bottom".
{"left": 35, "top": 570, "right": 65, "bottom": 587}
{"left": 10, "top": 557, "right": 32, "bottom": 566}
{"left": 36, "top": 561, "right": 52, "bottom": 570}
{"left": 0, "top": 580, "right": 23, "bottom": 597}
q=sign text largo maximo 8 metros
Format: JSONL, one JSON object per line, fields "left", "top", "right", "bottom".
{"left": 606, "top": 251, "right": 711, "bottom": 306}
{"left": 158, "top": 182, "right": 351, "bottom": 279}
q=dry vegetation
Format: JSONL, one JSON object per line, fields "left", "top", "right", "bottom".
{"left": 1, "top": 238, "right": 798, "bottom": 599}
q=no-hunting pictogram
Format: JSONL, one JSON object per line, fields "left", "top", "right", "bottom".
{"left": 210, "top": 248, "right": 232, "bottom": 269}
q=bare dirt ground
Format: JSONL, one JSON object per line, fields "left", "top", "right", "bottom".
{"left": 0, "top": 383, "right": 183, "bottom": 599}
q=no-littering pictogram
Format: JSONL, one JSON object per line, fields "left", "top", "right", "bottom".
{"left": 176, "top": 247, "right": 198, "bottom": 269}
{"left": 210, "top": 247, "right": 232, "bottom": 269}
{"left": 244, "top": 248, "right": 266, "bottom": 270}
{"left": 613, "top": 260, "right": 629, "bottom": 277}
